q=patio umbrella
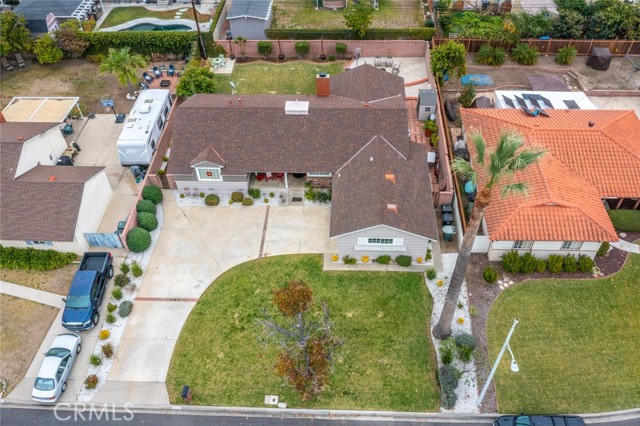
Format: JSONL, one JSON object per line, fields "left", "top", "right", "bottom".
{"left": 527, "top": 75, "right": 570, "bottom": 91}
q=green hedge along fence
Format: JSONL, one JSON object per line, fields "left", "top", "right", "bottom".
{"left": 79, "top": 31, "right": 197, "bottom": 56}
{"left": 265, "top": 27, "right": 435, "bottom": 40}
{"left": 0, "top": 245, "right": 77, "bottom": 271}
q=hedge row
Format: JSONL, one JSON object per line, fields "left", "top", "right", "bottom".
{"left": 0, "top": 245, "right": 77, "bottom": 271}
{"left": 265, "top": 27, "right": 435, "bottom": 40}
{"left": 78, "top": 31, "right": 197, "bottom": 56}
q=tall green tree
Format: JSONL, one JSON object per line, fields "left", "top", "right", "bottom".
{"left": 0, "top": 11, "right": 31, "bottom": 56}
{"left": 430, "top": 40, "right": 467, "bottom": 84}
{"left": 99, "top": 47, "right": 147, "bottom": 93}
{"left": 552, "top": 9, "right": 586, "bottom": 39}
{"left": 432, "top": 131, "right": 545, "bottom": 339}
{"left": 343, "top": 1, "right": 374, "bottom": 39}
{"left": 176, "top": 67, "right": 218, "bottom": 97}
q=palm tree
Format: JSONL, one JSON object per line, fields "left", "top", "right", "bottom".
{"left": 99, "top": 47, "right": 147, "bottom": 95}
{"left": 432, "top": 130, "right": 545, "bottom": 339}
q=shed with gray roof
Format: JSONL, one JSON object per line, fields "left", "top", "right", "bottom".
{"left": 226, "top": 0, "right": 273, "bottom": 40}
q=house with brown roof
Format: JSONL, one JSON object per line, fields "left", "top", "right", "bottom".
{"left": 0, "top": 121, "right": 112, "bottom": 253}
{"left": 166, "top": 65, "right": 439, "bottom": 264}
{"left": 460, "top": 108, "right": 640, "bottom": 261}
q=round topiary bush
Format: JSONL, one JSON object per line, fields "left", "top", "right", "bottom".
{"left": 142, "top": 185, "right": 163, "bottom": 204}
{"left": 118, "top": 301, "right": 133, "bottom": 318}
{"left": 137, "top": 211, "right": 158, "bottom": 232}
{"left": 242, "top": 198, "right": 253, "bottom": 206}
{"left": 483, "top": 266, "right": 498, "bottom": 283}
{"left": 126, "top": 227, "right": 152, "bottom": 253}
{"left": 136, "top": 199, "right": 157, "bottom": 215}
{"left": 395, "top": 255, "right": 412, "bottom": 267}
{"left": 205, "top": 194, "right": 220, "bottom": 206}
{"left": 231, "top": 192, "right": 244, "bottom": 203}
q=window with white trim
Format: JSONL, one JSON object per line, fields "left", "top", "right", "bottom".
{"left": 561, "top": 241, "right": 582, "bottom": 250}
{"left": 27, "top": 240, "right": 52, "bottom": 246}
{"left": 357, "top": 237, "right": 403, "bottom": 246}
{"left": 196, "top": 167, "right": 222, "bottom": 181}
{"left": 307, "top": 172, "right": 332, "bottom": 177}
{"left": 512, "top": 241, "right": 533, "bottom": 249}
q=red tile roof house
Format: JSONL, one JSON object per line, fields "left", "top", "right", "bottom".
{"left": 460, "top": 108, "right": 640, "bottom": 261}
{"left": 165, "top": 65, "right": 439, "bottom": 265}
{"left": 0, "top": 122, "right": 112, "bottom": 253}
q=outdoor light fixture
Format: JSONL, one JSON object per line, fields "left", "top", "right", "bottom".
{"left": 477, "top": 318, "right": 519, "bottom": 406}
{"left": 507, "top": 343, "right": 519, "bottom": 373}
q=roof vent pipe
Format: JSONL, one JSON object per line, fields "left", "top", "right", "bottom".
{"left": 588, "top": 121, "right": 595, "bottom": 127}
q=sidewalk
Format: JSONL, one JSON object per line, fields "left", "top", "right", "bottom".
{"left": 610, "top": 239, "right": 640, "bottom": 254}
{"left": 0, "top": 281, "right": 64, "bottom": 308}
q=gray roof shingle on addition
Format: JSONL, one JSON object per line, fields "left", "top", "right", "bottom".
{"left": 227, "top": 0, "right": 273, "bottom": 20}
{"left": 0, "top": 122, "right": 104, "bottom": 242}
{"left": 330, "top": 65, "right": 406, "bottom": 103}
{"left": 330, "top": 136, "right": 438, "bottom": 240}
{"left": 14, "top": 0, "right": 84, "bottom": 19}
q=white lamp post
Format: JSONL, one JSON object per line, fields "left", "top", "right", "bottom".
{"left": 477, "top": 318, "right": 519, "bottom": 406}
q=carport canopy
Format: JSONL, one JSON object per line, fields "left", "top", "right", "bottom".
{"left": 1, "top": 96, "right": 82, "bottom": 122}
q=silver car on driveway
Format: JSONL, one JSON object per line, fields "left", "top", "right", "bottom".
{"left": 32, "top": 334, "right": 82, "bottom": 403}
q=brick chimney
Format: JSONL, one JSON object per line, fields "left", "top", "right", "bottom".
{"left": 316, "top": 73, "right": 330, "bottom": 97}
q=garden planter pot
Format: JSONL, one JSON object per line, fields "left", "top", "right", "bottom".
{"left": 424, "top": 129, "right": 433, "bottom": 138}
{"left": 278, "top": 54, "right": 285, "bottom": 60}
{"left": 320, "top": 54, "right": 326, "bottom": 60}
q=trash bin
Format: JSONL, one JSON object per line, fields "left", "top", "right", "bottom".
{"left": 443, "top": 225, "right": 456, "bottom": 242}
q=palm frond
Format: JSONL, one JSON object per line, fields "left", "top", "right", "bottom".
{"left": 507, "top": 148, "right": 546, "bottom": 172}
{"left": 500, "top": 182, "right": 528, "bottom": 198}
{"left": 470, "top": 131, "right": 486, "bottom": 165}
{"left": 452, "top": 157, "right": 476, "bottom": 183}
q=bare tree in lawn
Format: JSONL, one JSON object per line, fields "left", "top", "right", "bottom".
{"left": 432, "top": 130, "right": 545, "bottom": 339}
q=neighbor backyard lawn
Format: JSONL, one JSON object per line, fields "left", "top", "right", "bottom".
{"left": 272, "top": 0, "right": 422, "bottom": 29}
{"left": 487, "top": 252, "right": 640, "bottom": 413}
{"left": 99, "top": 6, "right": 209, "bottom": 28}
{"left": 608, "top": 210, "right": 640, "bottom": 232}
{"left": 167, "top": 255, "right": 439, "bottom": 411}
{"left": 216, "top": 61, "right": 346, "bottom": 95}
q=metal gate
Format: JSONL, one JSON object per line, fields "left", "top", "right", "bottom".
{"left": 84, "top": 233, "right": 123, "bottom": 248}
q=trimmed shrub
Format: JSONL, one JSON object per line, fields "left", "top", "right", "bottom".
{"left": 294, "top": 41, "right": 309, "bottom": 57}
{"left": 205, "top": 194, "right": 220, "bottom": 206}
{"left": 105, "top": 313, "right": 116, "bottom": 324}
{"left": 142, "top": 185, "right": 163, "bottom": 204}
{"left": 0, "top": 245, "right": 76, "bottom": 271}
{"left": 563, "top": 254, "right": 578, "bottom": 273}
{"left": 555, "top": 45, "right": 577, "bottom": 65}
{"left": 455, "top": 333, "right": 476, "bottom": 362}
{"left": 520, "top": 252, "right": 538, "bottom": 274}
{"left": 199, "top": 192, "right": 205, "bottom": 198}
{"left": 84, "top": 375, "right": 99, "bottom": 390}
{"left": 578, "top": 254, "right": 594, "bottom": 273}
{"left": 131, "top": 260, "right": 143, "bottom": 277}
{"left": 596, "top": 242, "right": 610, "bottom": 257}
{"left": 342, "top": 255, "right": 357, "bottom": 265}
{"left": 242, "top": 198, "right": 253, "bottom": 206}
{"left": 137, "top": 211, "right": 158, "bottom": 232}
{"left": 374, "top": 255, "right": 391, "bottom": 265}
{"left": 89, "top": 354, "right": 102, "bottom": 367}
{"left": 426, "top": 268, "right": 437, "bottom": 280}
{"left": 439, "top": 337, "right": 456, "bottom": 365}
{"left": 502, "top": 250, "right": 522, "bottom": 274}
{"left": 111, "top": 287, "right": 123, "bottom": 300}
{"left": 231, "top": 192, "right": 244, "bottom": 203}
{"left": 336, "top": 42, "right": 347, "bottom": 57}
{"left": 536, "top": 259, "right": 547, "bottom": 273}
{"left": 126, "top": 227, "right": 151, "bottom": 253}
{"left": 119, "top": 262, "right": 130, "bottom": 275}
{"left": 118, "top": 301, "right": 133, "bottom": 318}
{"left": 395, "top": 255, "right": 412, "bottom": 267}
{"left": 78, "top": 31, "right": 196, "bottom": 56}
{"left": 101, "top": 343, "right": 114, "bottom": 358}
{"left": 114, "top": 273, "right": 130, "bottom": 288}
{"left": 547, "top": 255, "right": 564, "bottom": 273}
{"left": 438, "top": 365, "right": 460, "bottom": 409}
{"left": 247, "top": 187, "right": 261, "bottom": 199}
{"left": 477, "top": 44, "right": 506, "bottom": 66}
{"left": 483, "top": 266, "right": 498, "bottom": 284}
{"left": 107, "top": 303, "right": 117, "bottom": 313}
{"left": 136, "top": 199, "right": 157, "bottom": 215}
{"left": 511, "top": 43, "right": 539, "bottom": 65}
{"left": 257, "top": 41, "right": 272, "bottom": 58}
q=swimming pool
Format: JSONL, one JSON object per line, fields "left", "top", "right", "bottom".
{"left": 122, "top": 23, "right": 192, "bottom": 31}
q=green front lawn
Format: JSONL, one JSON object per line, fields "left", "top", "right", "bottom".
{"left": 167, "top": 255, "right": 439, "bottom": 411}
{"left": 100, "top": 6, "right": 209, "bottom": 28}
{"left": 608, "top": 210, "right": 640, "bottom": 232}
{"left": 487, "top": 252, "right": 640, "bottom": 413}
{"left": 216, "top": 61, "right": 346, "bottom": 95}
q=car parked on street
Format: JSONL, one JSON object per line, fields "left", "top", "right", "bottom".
{"left": 62, "top": 252, "right": 113, "bottom": 331}
{"left": 494, "top": 414, "right": 586, "bottom": 426}
{"left": 32, "top": 334, "right": 82, "bottom": 404}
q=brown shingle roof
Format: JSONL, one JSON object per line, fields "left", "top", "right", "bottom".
{"left": 330, "top": 136, "right": 438, "bottom": 240}
{"left": 0, "top": 122, "right": 60, "bottom": 143}
{"left": 330, "top": 64, "right": 405, "bottom": 103}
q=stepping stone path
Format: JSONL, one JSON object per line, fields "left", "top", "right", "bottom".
{"left": 179, "top": 8, "right": 189, "bottom": 11}
{"left": 174, "top": 8, "right": 189, "bottom": 19}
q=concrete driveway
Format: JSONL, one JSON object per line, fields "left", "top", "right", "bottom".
{"left": 104, "top": 194, "right": 330, "bottom": 403}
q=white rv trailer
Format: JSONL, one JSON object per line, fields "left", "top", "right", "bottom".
{"left": 117, "top": 89, "right": 172, "bottom": 167}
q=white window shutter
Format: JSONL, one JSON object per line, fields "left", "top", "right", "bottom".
{"left": 394, "top": 238, "right": 404, "bottom": 245}
{"left": 357, "top": 238, "right": 367, "bottom": 245}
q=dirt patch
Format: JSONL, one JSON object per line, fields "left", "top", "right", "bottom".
{"left": 0, "top": 58, "right": 133, "bottom": 113}
{"left": 0, "top": 295, "right": 58, "bottom": 396}
{"left": 0, "top": 264, "right": 77, "bottom": 295}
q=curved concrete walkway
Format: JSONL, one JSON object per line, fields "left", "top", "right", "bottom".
{"left": 611, "top": 239, "right": 640, "bottom": 254}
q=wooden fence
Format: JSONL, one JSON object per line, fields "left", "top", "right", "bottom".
{"left": 432, "top": 37, "right": 640, "bottom": 56}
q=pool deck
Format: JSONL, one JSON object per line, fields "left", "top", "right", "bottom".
{"left": 99, "top": 17, "right": 208, "bottom": 32}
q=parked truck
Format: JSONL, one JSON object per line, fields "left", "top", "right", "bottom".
{"left": 62, "top": 252, "right": 114, "bottom": 331}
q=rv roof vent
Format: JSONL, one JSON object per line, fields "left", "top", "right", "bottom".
{"left": 127, "top": 118, "right": 137, "bottom": 123}
{"left": 144, "top": 99, "right": 153, "bottom": 104}
{"left": 126, "top": 123, "right": 135, "bottom": 128}
{"left": 285, "top": 100, "right": 309, "bottom": 115}
{"left": 140, "top": 104, "right": 152, "bottom": 114}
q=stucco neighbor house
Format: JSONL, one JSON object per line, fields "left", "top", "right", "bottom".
{"left": 226, "top": 0, "right": 273, "bottom": 40}
{"left": 460, "top": 108, "right": 640, "bottom": 261}
{"left": 0, "top": 122, "right": 112, "bottom": 253}
{"left": 166, "top": 64, "right": 439, "bottom": 265}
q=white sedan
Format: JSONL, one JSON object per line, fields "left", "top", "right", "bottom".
{"left": 32, "top": 334, "right": 82, "bottom": 403}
